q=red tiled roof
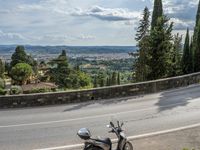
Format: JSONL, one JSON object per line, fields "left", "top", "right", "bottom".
{"left": 21, "top": 82, "right": 57, "bottom": 91}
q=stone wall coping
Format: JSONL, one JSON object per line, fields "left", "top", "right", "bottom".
{"left": 0, "top": 72, "right": 200, "bottom": 98}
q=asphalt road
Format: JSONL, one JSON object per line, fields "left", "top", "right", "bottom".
{"left": 1, "top": 84, "right": 200, "bottom": 150}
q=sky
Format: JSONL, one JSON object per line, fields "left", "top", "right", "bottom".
{"left": 0, "top": 0, "right": 199, "bottom": 46}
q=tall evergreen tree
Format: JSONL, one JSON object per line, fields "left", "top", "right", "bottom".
{"left": 0, "top": 59, "right": 5, "bottom": 78}
{"left": 11, "top": 46, "right": 27, "bottom": 67}
{"left": 134, "top": 7, "right": 150, "bottom": 82}
{"left": 148, "top": 16, "right": 173, "bottom": 80}
{"left": 196, "top": 1, "right": 200, "bottom": 29}
{"left": 106, "top": 77, "right": 110, "bottom": 87}
{"left": 167, "top": 34, "right": 182, "bottom": 76}
{"left": 97, "top": 71, "right": 106, "bottom": 87}
{"left": 190, "top": 37, "right": 194, "bottom": 71}
{"left": 192, "top": 0, "right": 200, "bottom": 67}
{"left": 10, "top": 46, "right": 37, "bottom": 73}
{"left": 49, "top": 50, "right": 70, "bottom": 87}
{"left": 147, "top": 0, "right": 175, "bottom": 80}
{"left": 135, "top": 7, "right": 150, "bottom": 41}
{"left": 182, "top": 28, "right": 193, "bottom": 74}
{"left": 151, "top": 0, "right": 163, "bottom": 29}
{"left": 111, "top": 72, "right": 117, "bottom": 85}
{"left": 117, "top": 72, "right": 120, "bottom": 85}
{"left": 56, "top": 50, "right": 69, "bottom": 68}
{"left": 194, "top": 21, "right": 200, "bottom": 72}
{"left": 94, "top": 75, "right": 98, "bottom": 88}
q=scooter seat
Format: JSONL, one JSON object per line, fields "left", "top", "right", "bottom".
{"left": 96, "top": 137, "right": 112, "bottom": 146}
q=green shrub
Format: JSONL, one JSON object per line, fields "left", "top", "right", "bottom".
{"left": 0, "top": 88, "right": 7, "bottom": 95}
{"left": 0, "top": 78, "right": 5, "bottom": 89}
{"left": 10, "top": 86, "right": 22, "bottom": 95}
{"left": 11, "top": 63, "right": 33, "bottom": 85}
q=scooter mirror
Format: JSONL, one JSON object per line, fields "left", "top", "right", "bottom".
{"left": 107, "top": 125, "right": 111, "bottom": 128}
{"left": 121, "top": 122, "right": 124, "bottom": 127}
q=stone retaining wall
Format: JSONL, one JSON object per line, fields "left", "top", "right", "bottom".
{"left": 1, "top": 72, "right": 200, "bottom": 108}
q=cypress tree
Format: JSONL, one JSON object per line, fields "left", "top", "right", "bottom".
{"left": 57, "top": 50, "right": 69, "bottom": 68}
{"left": 167, "top": 33, "right": 182, "bottom": 76}
{"left": 182, "top": 28, "right": 192, "bottom": 74}
{"left": 94, "top": 75, "right": 98, "bottom": 88}
{"left": 10, "top": 46, "right": 37, "bottom": 73}
{"left": 194, "top": 21, "right": 200, "bottom": 72}
{"left": 134, "top": 7, "right": 150, "bottom": 82}
{"left": 97, "top": 72, "right": 106, "bottom": 87}
{"left": 11, "top": 46, "right": 27, "bottom": 67}
{"left": 148, "top": 16, "right": 173, "bottom": 80}
{"left": 117, "top": 72, "right": 120, "bottom": 85}
{"left": 49, "top": 50, "right": 70, "bottom": 88}
{"left": 111, "top": 72, "right": 117, "bottom": 85}
{"left": 189, "top": 37, "right": 194, "bottom": 73}
{"left": 106, "top": 77, "right": 109, "bottom": 86}
{"left": 196, "top": 1, "right": 200, "bottom": 28}
{"left": 151, "top": 0, "right": 163, "bottom": 29}
{"left": 193, "top": 0, "right": 200, "bottom": 72}
{"left": 99, "top": 78, "right": 105, "bottom": 87}
{"left": 190, "top": 37, "right": 194, "bottom": 72}
{"left": 0, "top": 59, "right": 5, "bottom": 78}
{"left": 147, "top": 0, "right": 175, "bottom": 80}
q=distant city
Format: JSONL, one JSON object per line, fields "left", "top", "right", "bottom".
{"left": 0, "top": 45, "right": 137, "bottom": 62}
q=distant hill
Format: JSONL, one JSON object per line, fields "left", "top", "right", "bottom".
{"left": 0, "top": 45, "right": 137, "bottom": 54}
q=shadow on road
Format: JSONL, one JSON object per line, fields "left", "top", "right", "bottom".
{"left": 155, "top": 85, "right": 200, "bottom": 112}
{"left": 63, "top": 95, "right": 144, "bottom": 112}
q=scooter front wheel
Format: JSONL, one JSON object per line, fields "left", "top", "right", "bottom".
{"left": 123, "top": 141, "right": 133, "bottom": 150}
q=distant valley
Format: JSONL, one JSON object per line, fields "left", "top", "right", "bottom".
{"left": 0, "top": 45, "right": 137, "bottom": 61}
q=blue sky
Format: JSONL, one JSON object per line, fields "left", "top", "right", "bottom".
{"left": 0, "top": 0, "right": 199, "bottom": 46}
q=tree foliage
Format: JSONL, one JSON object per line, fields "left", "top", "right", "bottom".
{"left": 0, "top": 78, "right": 5, "bottom": 89}
{"left": 11, "top": 63, "right": 33, "bottom": 85}
{"left": 134, "top": 0, "right": 179, "bottom": 81}
{"left": 194, "top": 21, "right": 200, "bottom": 72}
{"left": 48, "top": 50, "right": 91, "bottom": 89}
{"left": 148, "top": 16, "right": 173, "bottom": 80}
{"left": 117, "top": 72, "right": 120, "bottom": 85}
{"left": 135, "top": 7, "right": 150, "bottom": 41}
{"left": 134, "top": 7, "right": 150, "bottom": 82}
{"left": 192, "top": 0, "right": 200, "bottom": 72}
{"left": 11, "top": 46, "right": 27, "bottom": 67}
{"left": 151, "top": 0, "right": 163, "bottom": 29}
{"left": 0, "top": 59, "right": 5, "bottom": 78}
{"left": 10, "top": 46, "right": 37, "bottom": 73}
{"left": 182, "top": 29, "right": 193, "bottom": 74}
{"left": 167, "top": 33, "right": 182, "bottom": 76}
{"left": 111, "top": 72, "right": 117, "bottom": 85}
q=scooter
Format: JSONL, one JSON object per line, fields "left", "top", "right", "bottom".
{"left": 77, "top": 121, "right": 133, "bottom": 150}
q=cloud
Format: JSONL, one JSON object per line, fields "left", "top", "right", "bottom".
{"left": 163, "top": 0, "right": 198, "bottom": 30}
{"left": 170, "top": 18, "right": 195, "bottom": 30}
{"left": 76, "top": 34, "right": 96, "bottom": 40}
{"left": 0, "top": 30, "right": 26, "bottom": 41}
{"left": 1, "top": 0, "right": 199, "bottom": 45}
{"left": 29, "top": 34, "right": 96, "bottom": 45}
{"left": 71, "top": 5, "right": 141, "bottom": 22}
{"left": 16, "top": 0, "right": 71, "bottom": 15}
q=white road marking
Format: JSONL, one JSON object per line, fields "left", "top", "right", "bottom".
{"left": 34, "top": 122, "right": 200, "bottom": 150}
{"left": 0, "top": 97, "right": 200, "bottom": 128}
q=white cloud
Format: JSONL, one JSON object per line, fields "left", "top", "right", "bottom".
{"left": 170, "top": 18, "right": 194, "bottom": 30}
{"left": 71, "top": 5, "right": 141, "bottom": 22}
{"left": 0, "top": 0, "right": 199, "bottom": 45}
{"left": 76, "top": 34, "right": 96, "bottom": 40}
{"left": 0, "top": 30, "right": 26, "bottom": 41}
{"left": 163, "top": 0, "right": 198, "bottom": 30}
